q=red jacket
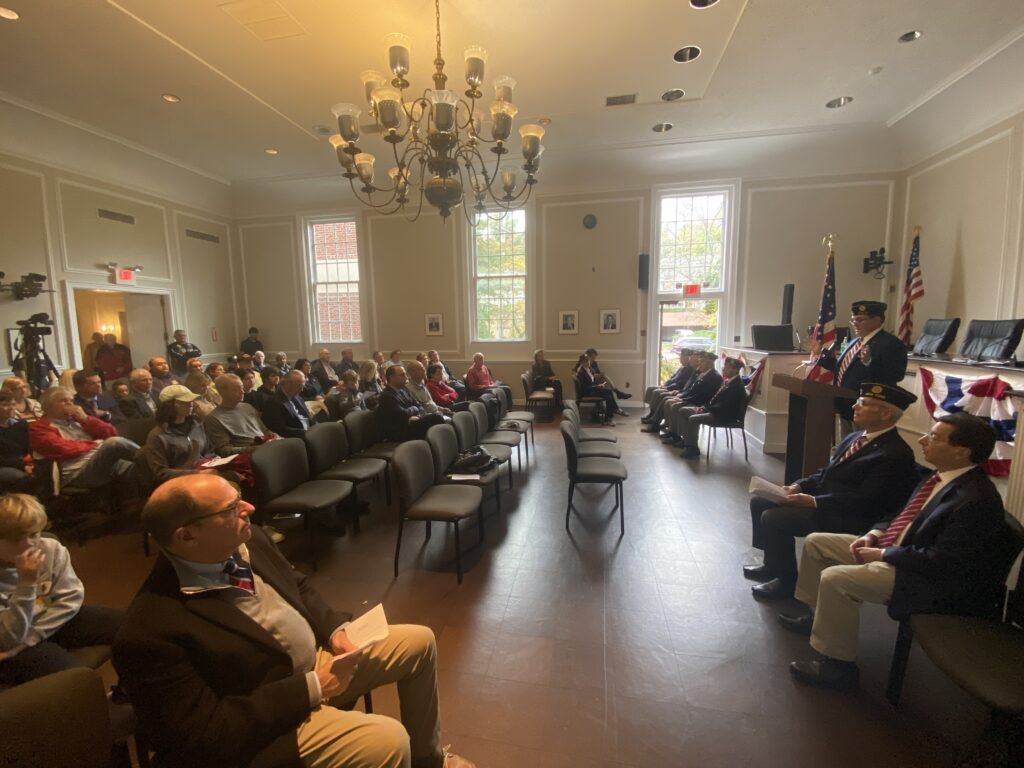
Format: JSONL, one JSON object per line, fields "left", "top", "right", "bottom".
{"left": 427, "top": 379, "right": 459, "bottom": 407}
{"left": 29, "top": 416, "right": 118, "bottom": 461}
{"left": 466, "top": 365, "right": 496, "bottom": 391}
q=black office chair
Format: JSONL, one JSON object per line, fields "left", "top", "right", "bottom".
{"left": 302, "top": 422, "right": 388, "bottom": 534}
{"left": 912, "top": 318, "right": 961, "bottom": 356}
{"left": 958, "top": 319, "right": 1024, "bottom": 361}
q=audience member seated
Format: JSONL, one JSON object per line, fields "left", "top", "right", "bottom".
{"left": 585, "top": 348, "right": 631, "bottom": 400}
{"left": 118, "top": 368, "right": 158, "bottom": 421}
{"left": 428, "top": 350, "right": 465, "bottom": 399}
{"left": 373, "top": 350, "right": 387, "bottom": 379}
{"left": 204, "top": 374, "right": 278, "bottom": 456}
{"left": 406, "top": 361, "right": 450, "bottom": 417}
{"left": 261, "top": 370, "right": 315, "bottom": 438}
{"left": 670, "top": 356, "right": 746, "bottom": 459}
{"left": 780, "top": 413, "right": 1012, "bottom": 692}
{"left": 2, "top": 377, "right": 42, "bottom": 423}
{"left": 0, "top": 494, "right": 124, "bottom": 687}
{"left": 336, "top": 348, "right": 359, "bottom": 375}
{"left": 94, "top": 333, "right": 133, "bottom": 384}
{"left": 325, "top": 370, "right": 365, "bottom": 420}
{"left": 0, "top": 392, "right": 34, "bottom": 492}
{"left": 415, "top": 351, "right": 429, "bottom": 368}
{"left": 358, "top": 360, "right": 385, "bottom": 410}
{"left": 252, "top": 350, "right": 266, "bottom": 373}
{"left": 241, "top": 369, "right": 260, "bottom": 409}
{"left": 311, "top": 349, "right": 341, "bottom": 393}
{"left": 166, "top": 329, "right": 202, "bottom": 377}
{"left": 148, "top": 356, "right": 180, "bottom": 397}
{"left": 644, "top": 352, "right": 721, "bottom": 434}
{"left": 426, "top": 364, "right": 461, "bottom": 410}
{"left": 236, "top": 354, "right": 263, "bottom": 389}
{"left": 186, "top": 357, "right": 205, "bottom": 375}
{"left": 72, "top": 369, "right": 115, "bottom": 423}
{"left": 746, "top": 382, "right": 921, "bottom": 601}
{"left": 642, "top": 348, "right": 696, "bottom": 424}
{"left": 110, "top": 379, "right": 130, "bottom": 404}
{"left": 253, "top": 365, "right": 281, "bottom": 412}
{"left": 530, "top": 349, "right": 563, "bottom": 408}
{"left": 296, "top": 358, "right": 325, "bottom": 401}
{"left": 239, "top": 326, "right": 264, "bottom": 356}
{"left": 273, "top": 352, "right": 292, "bottom": 375}
{"left": 387, "top": 350, "right": 404, "bottom": 369}
{"left": 205, "top": 362, "right": 226, "bottom": 381}
{"left": 466, "top": 353, "right": 513, "bottom": 405}
{"left": 378, "top": 366, "right": 446, "bottom": 442}
{"left": 113, "top": 474, "right": 476, "bottom": 768}
{"left": 136, "top": 385, "right": 220, "bottom": 488}
{"left": 29, "top": 387, "right": 139, "bottom": 490}
{"left": 184, "top": 371, "right": 219, "bottom": 419}
{"left": 575, "top": 354, "right": 620, "bottom": 421}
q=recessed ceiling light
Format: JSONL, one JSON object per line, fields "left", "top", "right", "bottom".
{"left": 653, "top": 122, "right": 673, "bottom": 133}
{"left": 538, "top": 116, "right": 552, "bottom": 126}
{"left": 161, "top": 93, "right": 181, "bottom": 104}
{"left": 662, "top": 88, "right": 686, "bottom": 102}
{"left": 0, "top": 7, "right": 19, "bottom": 20}
{"left": 825, "top": 96, "right": 854, "bottom": 109}
{"left": 673, "top": 46, "right": 701, "bottom": 63}
{"left": 690, "top": 0, "right": 720, "bottom": 7}
{"left": 898, "top": 30, "right": 922, "bottom": 43}
{"left": 264, "top": 148, "right": 279, "bottom": 155}
{"left": 868, "top": 66, "right": 884, "bottom": 76}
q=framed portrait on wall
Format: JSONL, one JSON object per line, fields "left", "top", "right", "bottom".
{"left": 424, "top": 313, "right": 443, "bottom": 336}
{"left": 5, "top": 329, "right": 20, "bottom": 367}
{"left": 558, "top": 310, "right": 579, "bottom": 335}
{"left": 599, "top": 309, "right": 620, "bottom": 334}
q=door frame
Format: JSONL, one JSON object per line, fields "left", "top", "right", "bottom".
{"left": 63, "top": 280, "right": 178, "bottom": 369}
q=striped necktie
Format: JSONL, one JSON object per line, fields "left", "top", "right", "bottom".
{"left": 877, "top": 473, "right": 941, "bottom": 547}
{"left": 836, "top": 338, "right": 863, "bottom": 384}
{"left": 223, "top": 556, "right": 256, "bottom": 593}
{"left": 835, "top": 434, "right": 867, "bottom": 464}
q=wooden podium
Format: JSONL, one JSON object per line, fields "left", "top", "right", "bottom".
{"left": 772, "top": 374, "right": 858, "bottom": 483}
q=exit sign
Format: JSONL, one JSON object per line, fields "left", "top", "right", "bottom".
{"left": 683, "top": 284, "right": 701, "bottom": 296}
{"left": 114, "top": 268, "right": 137, "bottom": 286}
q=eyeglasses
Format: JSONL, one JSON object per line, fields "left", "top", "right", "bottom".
{"left": 183, "top": 494, "right": 244, "bottom": 527}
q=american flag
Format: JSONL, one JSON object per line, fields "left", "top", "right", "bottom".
{"left": 897, "top": 233, "right": 924, "bottom": 345}
{"left": 806, "top": 251, "right": 837, "bottom": 383}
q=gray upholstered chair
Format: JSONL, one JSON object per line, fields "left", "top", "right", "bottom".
{"left": 302, "top": 422, "right": 388, "bottom": 533}
{"left": 116, "top": 415, "right": 157, "bottom": 446}
{"left": 452, "top": 410, "right": 513, "bottom": 489}
{"left": 392, "top": 440, "right": 483, "bottom": 584}
{"left": 485, "top": 390, "right": 531, "bottom": 464}
{"left": 342, "top": 409, "right": 393, "bottom": 504}
{"left": 559, "top": 422, "right": 627, "bottom": 535}
{"left": 493, "top": 385, "right": 536, "bottom": 447}
{"left": 250, "top": 438, "right": 354, "bottom": 568}
{"left": 426, "top": 423, "right": 503, "bottom": 512}
{"left": 468, "top": 401, "right": 523, "bottom": 471}
{"left": 560, "top": 414, "right": 622, "bottom": 459}
{"left": 562, "top": 403, "right": 617, "bottom": 443}
{"left": 521, "top": 372, "right": 556, "bottom": 419}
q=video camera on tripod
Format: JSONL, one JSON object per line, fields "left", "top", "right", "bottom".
{"left": 0, "top": 272, "right": 52, "bottom": 300}
{"left": 11, "top": 312, "right": 57, "bottom": 396}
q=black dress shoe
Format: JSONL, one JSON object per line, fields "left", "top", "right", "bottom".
{"left": 616, "top": 390, "right": 633, "bottom": 399}
{"left": 789, "top": 658, "right": 859, "bottom": 692}
{"left": 742, "top": 564, "right": 773, "bottom": 582}
{"left": 660, "top": 432, "right": 678, "bottom": 443}
{"left": 640, "top": 417, "right": 652, "bottom": 424}
{"left": 777, "top": 612, "right": 813, "bottom": 636}
{"left": 752, "top": 578, "right": 795, "bottom": 601}
{"left": 680, "top": 447, "right": 700, "bottom": 460}
{"left": 641, "top": 425, "right": 661, "bottom": 434}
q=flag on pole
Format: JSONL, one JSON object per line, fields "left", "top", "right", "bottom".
{"left": 896, "top": 231, "right": 924, "bottom": 345}
{"left": 806, "top": 250, "right": 837, "bottom": 384}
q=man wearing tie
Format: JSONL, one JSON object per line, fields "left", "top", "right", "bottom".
{"left": 673, "top": 356, "right": 746, "bottom": 459}
{"left": 745, "top": 383, "right": 920, "bottom": 600}
{"left": 779, "top": 412, "right": 1019, "bottom": 691}
{"left": 261, "top": 370, "right": 316, "bottom": 438}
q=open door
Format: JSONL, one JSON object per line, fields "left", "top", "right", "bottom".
{"left": 73, "top": 288, "right": 171, "bottom": 373}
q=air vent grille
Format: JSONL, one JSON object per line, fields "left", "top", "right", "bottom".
{"left": 185, "top": 229, "right": 221, "bottom": 244}
{"left": 605, "top": 94, "right": 637, "bottom": 107}
{"left": 97, "top": 208, "right": 135, "bottom": 225}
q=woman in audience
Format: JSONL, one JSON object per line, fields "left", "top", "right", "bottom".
{"left": 531, "top": 349, "right": 563, "bottom": 408}
{"left": 1, "top": 377, "right": 42, "bottom": 422}
{"left": 415, "top": 351, "right": 429, "bottom": 367}
{"left": 295, "top": 358, "right": 324, "bottom": 400}
{"left": 184, "top": 371, "right": 219, "bottom": 419}
{"left": 135, "top": 385, "right": 219, "bottom": 488}
{"left": 427, "top": 363, "right": 461, "bottom": 410}
{"left": 252, "top": 365, "right": 280, "bottom": 412}
{"left": 325, "top": 370, "right": 364, "bottom": 420}
{"left": 575, "top": 354, "right": 617, "bottom": 422}
{"left": 0, "top": 392, "right": 34, "bottom": 492}
{"left": 428, "top": 350, "right": 466, "bottom": 399}
{"left": 358, "top": 359, "right": 385, "bottom": 410}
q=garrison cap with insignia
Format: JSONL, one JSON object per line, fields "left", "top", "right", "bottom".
{"left": 703, "top": 351, "right": 718, "bottom": 360}
{"left": 851, "top": 300, "right": 887, "bottom": 317}
{"left": 858, "top": 382, "right": 916, "bottom": 411}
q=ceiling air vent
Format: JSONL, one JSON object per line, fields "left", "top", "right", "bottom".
{"left": 97, "top": 208, "right": 135, "bottom": 225}
{"left": 185, "top": 229, "right": 221, "bottom": 244}
{"left": 605, "top": 93, "right": 637, "bottom": 107}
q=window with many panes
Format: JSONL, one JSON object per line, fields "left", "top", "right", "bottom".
{"left": 472, "top": 210, "right": 527, "bottom": 341}
{"left": 308, "top": 218, "right": 362, "bottom": 343}
{"left": 657, "top": 193, "right": 726, "bottom": 293}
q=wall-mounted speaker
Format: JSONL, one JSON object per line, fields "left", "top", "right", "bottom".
{"left": 781, "top": 283, "right": 795, "bottom": 325}
{"left": 638, "top": 253, "right": 649, "bottom": 290}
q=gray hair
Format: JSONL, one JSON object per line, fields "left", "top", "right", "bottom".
{"left": 39, "top": 386, "right": 73, "bottom": 409}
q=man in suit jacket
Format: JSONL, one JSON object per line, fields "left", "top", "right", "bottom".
{"left": 813, "top": 300, "right": 908, "bottom": 429}
{"left": 117, "top": 368, "right": 157, "bottom": 420}
{"left": 671, "top": 357, "right": 746, "bottom": 459}
{"left": 746, "top": 383, "right": 922, "bottom": 600}
{"left": 646, "top": 352, "right": 722, "bottom": 436}
{"left": 261, "top": 370, "right": 315, "bottom": 438}
{"left": 310, "top": 349, "right": 341, "bottom": 394}
{"left": 377, "top": 366, "right": 446, "bottom": 442}
{"left": 115, "top": 474, "right": 475, "bottom": 768}
{"left": 642, "top": 348, "right": 695, "bottom": 421}
{"left": 778, "top": 412, "right": 1019, "bottom": 692}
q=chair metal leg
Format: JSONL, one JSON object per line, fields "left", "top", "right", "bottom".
{"left": 393, "top": 518, "right": 405, "bottom": 577}
{"left": 350, "top": 487, "right": 361, "bottom": 535}
{"left": 508, "top": 460, "right": 514, "bottom": 489}
{"left": 619, "top": 483, "right": 625, "bottom": 536}
{"left": 453, "top": 520, "right": 463, "bottom": 584}
{"left": 362, "top": 692, "right": 373, "bottom": 713}
{"left": 384, "top": 464, "right": 392, "bottom": 505}
{"left": 565, "top": 481, "right": 575, "bottom": 531}
{"left": 610, "top": 482, "right": 620, "bottom": 514}
{"left": 742, "top": 428, "right": 748, "bottom": 460}
{"left": 530, "top": 421, "right": 535, "bottom": 446}
{"left": 886, "top": 620, "right": 914, "bottom": 706}
{"left": 524, "top": 434, "right": 530, "bottom": 464}
{"left": 478, "top": 503, "right": 486, "bottom": 545}
{"left": 516, "top": 443, "right": 522, "bottom": 472}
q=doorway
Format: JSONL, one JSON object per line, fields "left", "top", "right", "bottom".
{"left": 72, "top": 288, "right": 172, "bottom": 376}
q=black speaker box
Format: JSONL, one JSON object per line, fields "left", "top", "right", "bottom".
{"left": 751, "top": 324, "right": 795, "bottom": 351}
{"left": 638, "top": 253, "right": 649, "bottom": 290}
{"left": 781, "top": 283, "right": 794, "bottom": 325}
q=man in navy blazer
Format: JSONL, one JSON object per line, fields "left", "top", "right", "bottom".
{"left": 670, "top": 357, "right": 746, "bottom": 458}
{"left": 746, "top": 382, "right": 921, "bottom": 599}
{"left": 261, "top": 370, "right": 315, "bottom": 438}
{"left": 377, "top": 366, "right": 446, "bottom": 442}
{"left": 644, "top": 352, "right": 722, "bottom": 435}
{"left": 779, "top": 412, "right": 1020, "bottom": 692}
{"left": 642, "top": 348, "right": 696, "bottom": 424}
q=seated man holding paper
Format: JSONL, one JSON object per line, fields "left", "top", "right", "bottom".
{"left": 745, "top": 382, "right": 921, "bottom": 600}
{"left": 114, "top": 474, "right": 474, "bottom": 768}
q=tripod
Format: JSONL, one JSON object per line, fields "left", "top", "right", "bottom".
{"left": 12, "top": 327, "right": 58, "bottom": 397}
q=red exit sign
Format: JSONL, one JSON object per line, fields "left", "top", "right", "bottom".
{"left": 683, "top": 284, "right": 701, "bottom": 296}
{"left": 114, "top": 268, "right": 137, "bottom": 286}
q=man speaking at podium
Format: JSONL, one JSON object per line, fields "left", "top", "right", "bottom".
{"left": 809, "top": 301, "right": 907, "bottom": 434}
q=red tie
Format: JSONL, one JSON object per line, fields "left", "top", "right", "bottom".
{"left": 835, "top": 434, "right": 866, "bottom": 464}
{"left": 877, "top": 474, "right": 941, "bottom": 547}
{"left": 836, "top": 338, "right": 862, "bottom": 384}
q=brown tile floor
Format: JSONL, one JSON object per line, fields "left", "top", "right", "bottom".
{"left": 72, "top": 414, "right": 990, "bottom": 767}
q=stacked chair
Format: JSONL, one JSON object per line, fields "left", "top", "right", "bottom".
{"left": 559, "top": 420, "right": 628, "bottom": 535}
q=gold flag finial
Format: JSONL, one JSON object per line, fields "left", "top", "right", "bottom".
{"left": 822, "top": 233, "right": 836, "bottom": 252}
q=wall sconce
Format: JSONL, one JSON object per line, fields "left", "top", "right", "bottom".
{"left": 862, "top": 247, "right": 892, "bottom": 280}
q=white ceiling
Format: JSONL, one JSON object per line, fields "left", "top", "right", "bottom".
{"left": 1, "top": 0, "right": 1024, "bottom": 200}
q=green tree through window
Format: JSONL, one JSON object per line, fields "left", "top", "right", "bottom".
{"left": 473, "top": 210, "right": 527, "bottom": 340}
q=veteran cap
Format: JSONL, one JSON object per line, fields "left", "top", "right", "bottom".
{"left": 859, "top": 382, "right": 917, "bottom": 411}
{"left": 851, "top": 300, "right": 887, "bottom": 317}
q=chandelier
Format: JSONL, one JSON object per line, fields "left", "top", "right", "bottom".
{"left": 327, "top": 0, "right": 544, "bottom": 223}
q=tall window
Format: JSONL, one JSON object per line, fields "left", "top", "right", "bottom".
{"left": 308, "top": 218, "right": 362, "bottom": 343}
{"left": 472, "top": 210, "right": 527, "bottom": 341}
{"left": 657, "top": 193, "right": 725, "bottom": 292}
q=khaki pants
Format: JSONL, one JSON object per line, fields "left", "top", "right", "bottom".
{"left": 668, "top": 405, "right": 700, "bottom": 437}
{"left": 299, "top": 624, "right": 441, "bottom": 768}
{"left": 794, "top": 533, "right": 896, "bottom": 662}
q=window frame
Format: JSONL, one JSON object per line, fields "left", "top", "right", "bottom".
{"left": 302, "top": 214, "right": 365, "bottom": 345}
{"left": 468, "top": 208, "right": 530, "bottom": 343}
